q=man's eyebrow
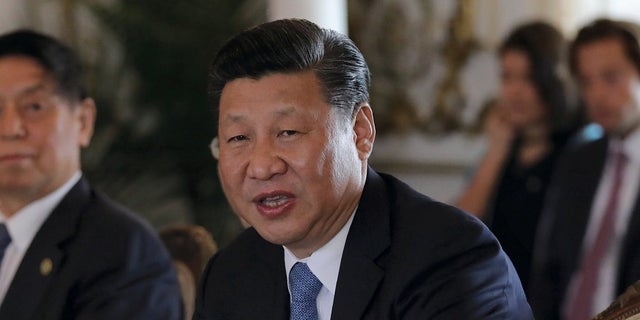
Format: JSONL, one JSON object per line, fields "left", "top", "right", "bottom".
{"left": 17, "top": 82, "right": 48, "bottom": 97}
{"left": 273, "top": 107, "right": 296, "bottom": 118}
{"left": 222, "top": 106, "right": 297, "bottom": 124}
{"left": 221, "top": 113, "right": 245, "bottom": 124}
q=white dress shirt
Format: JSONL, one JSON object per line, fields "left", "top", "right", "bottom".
{"left": 564, "top": 130, "right": 640, "bottom": 316}
{"left": 0, "top": 172, "right": 81, "bottom": 305}
{"left": 284, "top": 211, "right": 355, "bottom": 320}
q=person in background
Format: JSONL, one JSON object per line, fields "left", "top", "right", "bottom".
{"left": 160, "top": 224, "right": 218, "bottom": 320}
{"left": 455, "top": 21, "right": 581, "bottom": 294}
{"left": 0, "top": 29, "right": 182, "bottom": 319}
{"left": 193, "top": 18, "right": 532, "bottom": 319}
{"left": 530, "top": 19, "right": 640, "bottom": 320}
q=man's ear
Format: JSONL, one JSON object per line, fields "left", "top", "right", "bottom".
{"left": 76, "top": 98, "right": 96, "bottom": 148}
{"left": 353, "top": 103, "right": 376, "bottom": 160}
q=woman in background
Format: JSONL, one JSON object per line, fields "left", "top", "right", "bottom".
{"left": 456, "top": 21, "right": 582, "bottom": 293}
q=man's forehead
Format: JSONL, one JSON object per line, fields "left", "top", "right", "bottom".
{"left": 576, "top": 41, "right": 630, "bottom": 72}
{"left": 0, "top": 82, "right": 47, "bottom": 100}
{"left": 578, "top": 38, "right": 626, "bottom": 58}
{"left": 0, "top": 57, "right": 54, "bottom": 96}
{"left": 220, "top": 106, "right": 302, "bottom": 123}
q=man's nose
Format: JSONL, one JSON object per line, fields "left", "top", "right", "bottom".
{"left": 247, "top": 140, "right": 286, "bottom": 180}
{"left": 585, "top": 82, "right": 608, "bottom": 106}
{"left": 0, "top": 106, "right": 26, "bottom": 140}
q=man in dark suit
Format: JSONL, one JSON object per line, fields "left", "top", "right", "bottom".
{"left": 530, "top": 19, "right": 640, "bottom": 320}
{"left": 0, "top": 30, "right": 182, "bottom": 319}
{"left": 193, "top": 18, "right": 532, "bottom": 319}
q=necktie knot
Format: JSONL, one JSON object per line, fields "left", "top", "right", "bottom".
{"left": 289, "top": 262, "right": 322, "bottom": 320}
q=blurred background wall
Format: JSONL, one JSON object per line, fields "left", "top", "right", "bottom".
{"left": 1, "top": 0, "right": 639, "bottom": 246}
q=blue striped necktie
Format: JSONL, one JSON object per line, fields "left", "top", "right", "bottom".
{"left": 289, "top": 262, "right": 322, "bottom": 320}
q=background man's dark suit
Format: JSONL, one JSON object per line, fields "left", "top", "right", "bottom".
{"left": 194, "top": 169, "right": 532, "bottom": 319}
{"left": 530, "top": 137, "right": 640, "bottom": 319}
{"left": 0, "top": 178, "right": 183, "bottom": 320}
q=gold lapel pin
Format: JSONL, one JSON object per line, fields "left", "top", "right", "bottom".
{"left": 40, "top": 258, "right": 53, "bottom": 276}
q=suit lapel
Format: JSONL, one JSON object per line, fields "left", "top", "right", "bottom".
{"left": 619, "top": 182, "right": 640, "bottom": 293}
{"left": 331, "top": 168, "right": 389, "bottom": 319}
{"left": 229, "top": 229, "right": 290, "bottom": 319}
{"left": 0, "top": 239, "right": 66, "bottom": 319}
{"left": 0, "top": 178, "right": 90, "bottom": 319}
{"left": 565, "top": 138, "right": 609, "bottom": 266}
{"left": 261, "top": 241, "right": 290, "bottom": 320}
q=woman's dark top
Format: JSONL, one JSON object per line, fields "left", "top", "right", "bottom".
{"left": 488, "top": 132, "right": 570, "bottom": 294}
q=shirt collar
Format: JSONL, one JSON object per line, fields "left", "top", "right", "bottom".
{"left": 611, "top": 128, "right": 640, "bottom": 162}
{"left": 0, "top": 172, "right": 81, "bottom": 251}
{"left": 284, "top": 209, "right": 356, "bottom": 296}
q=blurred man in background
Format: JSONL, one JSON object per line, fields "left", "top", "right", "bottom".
{"left": 531, "top": 18, "right": 640, "bottom": 320}
{"left": 0, "top": 29, "right": 182, "bottom": 319}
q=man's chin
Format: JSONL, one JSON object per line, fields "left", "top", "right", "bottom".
{"left": 254, "top": 224, "right": 295, "bottom": 246}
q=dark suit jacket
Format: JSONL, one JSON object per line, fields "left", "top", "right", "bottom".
{"left": 0, "top": 177, "right": 183, "bottom": 320}
{"left": 530, "top": 137, "right": 640, "bottom": 319}
{"left": 193, "top": 168, "right": 532, "bottom": 319}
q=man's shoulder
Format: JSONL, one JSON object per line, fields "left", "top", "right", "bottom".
{"left": 366, "top": 170, "right": 494, "bottom": 261}
{"left": 84, "top": 190, "right": 154, "bottom": 233}
{"left": 559, "top": 135, "right": 607, "bottom": 162}
{"left": 548, "top": 135, "right": 608, "bottom": 185}
{"left": 377, "top": 170, "right": 484, "bottom": 233}
{"left": 357, "top": 171, "right": 532, "bottom": 318}
{"left": 53, "top": 179, "right": 167, "bottom": 254}
{"left": 31, "top": 180, "right": 182, "bottom": 319}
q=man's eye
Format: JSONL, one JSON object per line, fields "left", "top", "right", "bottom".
{"left": 280, "top": 130, "right": 298, "bottom": 137}
{"left": 25, "top": 103, "right": 43, "bottom": 112}
{"left": 228, "top": 135, "right": 248, "bottom": 142}
{"left": 18, "top": 103, "right": 48, "bottom": 118}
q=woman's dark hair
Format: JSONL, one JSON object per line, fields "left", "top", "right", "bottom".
{"left": 499, "top": 21, "right": 571, "bottom": 131}
{"left": 208, "top": 19, "right": 370, "bottom": 127}
{"left": 569, "top": 18, "right": 640, "bottom": 77}
{"left": 0, "top": 29, "right": 87, "bottom": 102}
